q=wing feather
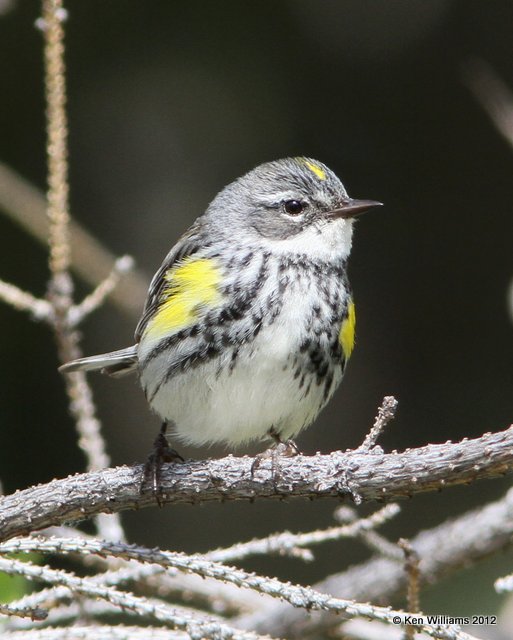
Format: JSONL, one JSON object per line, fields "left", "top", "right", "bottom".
{"left": 134, "top": 225, "right": 204, "bottom": 342}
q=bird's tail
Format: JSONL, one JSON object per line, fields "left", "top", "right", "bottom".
{"left": 59, "top": 345, "right": 138, "bottom": 378}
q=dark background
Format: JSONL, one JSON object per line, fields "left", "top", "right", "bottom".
{"left": 1, "top": 0, "right": 512, "bottom": 617}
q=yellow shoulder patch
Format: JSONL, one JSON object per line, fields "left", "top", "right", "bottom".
{"left": 339, "top": 301, "right": 356, "bottom": 359}
{"left": 303, "top": 160, "right": 327, "bottom": 181}
{"left": 145, "top": 257, "right": 223, "bottom": 340}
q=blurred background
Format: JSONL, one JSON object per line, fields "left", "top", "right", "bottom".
{"left": 1, "top": 0, "right": 513, "bottom": 617}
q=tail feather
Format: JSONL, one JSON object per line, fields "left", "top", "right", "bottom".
{"left": 59, "top": 345, "right": 138, "bottom": 377}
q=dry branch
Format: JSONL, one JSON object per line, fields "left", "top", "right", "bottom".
{"left": 0, "top": 604, "right": 47, "bottom": 623}
{"left": 241, "top": 484, "right": 513, "bottom": 638}
{"left": 0, "top": 161, "right": 147, "bottom": 319}
{"left": 0, "top": 556, "right": 261, "bottom": 640}
{"left": 37, "top": 0, "right": 124, "bottom": 544}
{"left": 0, "top": 424, "right": 512, "bottom": 542}
{"left": 0, "top": 541, "right": 477, "bottom": 640}
{"left": 0, "top": 627, "right": 188, "bottom": 640}
{"left": 2, "top": 625, "right": 190, "bottom": 640}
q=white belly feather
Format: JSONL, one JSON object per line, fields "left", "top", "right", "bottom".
{"left": 140, "top": 272, "right": 346, "bottom": 447}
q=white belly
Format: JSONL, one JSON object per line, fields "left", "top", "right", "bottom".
{"left": 148, "top": 327, "right": 340, "bottom": 447}
{"left": 138, "top": 252, "right": 349, "bottom": 448}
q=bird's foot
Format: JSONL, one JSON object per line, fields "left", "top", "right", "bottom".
{"left": 251, "top": 428, "right": 300, "bottom": 481}
{"left": 141, "top": 422, "right": 184, "bottom": 507}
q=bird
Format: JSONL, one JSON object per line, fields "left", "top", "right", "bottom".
{"left": 60, "top": 157, "right": 381, "bottom": 461}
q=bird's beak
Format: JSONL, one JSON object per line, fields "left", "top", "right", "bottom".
{"left": 327, "top": 199, "right": 383, "bottom": 220}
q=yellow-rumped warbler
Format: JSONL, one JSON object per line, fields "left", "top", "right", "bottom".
{"left": 60, "top": 158, "right": 381, "bottom": 453}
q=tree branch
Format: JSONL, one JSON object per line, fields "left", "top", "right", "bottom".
{"left": 0, "top": 540, "right": 478, "bottom": 640}
{"left": 38, "top": 0, "right": 124, "bottom": 544}
{"left": 241, "top": 484, "right": 513, "bottom": 638}
{"left": 0, "top": 626, "right": 188, "bottom": 640}
{"left": 0, "top": 557, "right": 261, "bottom": 640}
{"left": 0, "top": 161, "right": 147, "bottom": 319}
{"left": 1, "top": 424, "right": 512, "bottom": 542}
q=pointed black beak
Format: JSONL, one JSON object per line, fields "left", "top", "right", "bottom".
{"left": 328, "top": 199, "right": 383, "bottom": 220}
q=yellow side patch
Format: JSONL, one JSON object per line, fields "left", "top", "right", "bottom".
{"left": 303, "top": 160, "right": 327, "bottom": 181}
{"left": 339, "top": 301, "right": 356, "bottom": 359}
{"left": 146, "top": 257, "right": 223, "bottom": 339}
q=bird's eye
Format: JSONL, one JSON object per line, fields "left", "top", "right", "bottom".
{"left": 283, "top": 200, "right": 304, "bottom": 215}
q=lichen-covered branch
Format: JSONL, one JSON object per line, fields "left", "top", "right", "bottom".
{"left": 0, "top": 541, "right": 477, "bottom": 640}
{"left": 0, "top": 626, "right": 188, "bottom": 640}
{"left": 0, "top": 557, "right": 262, "bottom": 640}
{"left": 1, "top": 424, "right": 512, "bottom": 542}
{"left": 240, "top": 484, "right": 513, "bottom": 638}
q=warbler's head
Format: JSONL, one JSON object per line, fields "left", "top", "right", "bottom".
{"left": 204, "top": 157, "right": 382, "bottom": 261}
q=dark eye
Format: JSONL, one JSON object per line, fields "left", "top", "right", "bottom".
{"left": 283, "top": 200, "right": 304, "bottom": 215}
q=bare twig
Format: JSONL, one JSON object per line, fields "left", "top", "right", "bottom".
{"left": 5, "top": 528, "right": 266, "bottom": 619}
{"left": 0, "top": 162, "right": 147, "bottom": 318}
{"left": 37, "top": 0, "right": 123, "bottom": 543}
{"left": 3, "top": 600, "right": 144, "bottom": 630}
{"left": 42, "top": 0, "right": 71, "bottom": 280}
{"left": 68, "top": 255, "right": 134, "bottom": 326}
{"left": 462, "top": 58, "right": 513, "bottom": 150}
{"left": 398, "top": 538, "right": 421, "bottom": 640}
{"left": 0, "top": 541, "right": 477, "bottom": 640}
{"left": 462, "top": 59, "right": 513, "bottom": 326}
{"left": 208, "top": 504, "right": 400, "bottom": 563}
{"left": 358, "top": 396, "right": 398, "bottom": 452}
{"left": 6, "top": 565, "right": 265, "bottom": 624}
{"left": 242, "top": 484, "right": 513, "bottom": 638}
{"left": 495, "top": 573, "right": 513, "bottom": 593}
{"left": 0, "top": 626, "right": 209, "bottom": 639}
{"left": 0, "top": 279, "right": 51, "bottom": 320}
{"left": 334, "top": 506, "right": 404, "bottom": 561}
{"left": 0, "top": 604, "right": 47, "bottom": 622}
{"left": 0, "top": 556, "right": 265, "bottom": 640}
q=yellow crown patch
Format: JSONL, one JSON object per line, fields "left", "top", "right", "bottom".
{"left": 303, "top": 160, "right": 327, "bottom": 181}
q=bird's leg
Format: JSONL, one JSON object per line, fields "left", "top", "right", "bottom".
{"left": 141, "top": 422, "right": 184, "bottom": 507}
{"left": 269, "top": 426, "right": 301, "bottom": 457}
{"left": 251, "top": 426, "right": 301, "bottom": 479}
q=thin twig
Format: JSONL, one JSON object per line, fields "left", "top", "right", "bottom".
{"left": 242, "top": 484, "right": 513, "bottom": 638}
{"left": 39, "top": 0, "right": 123, "bottom": 543}
{"left": 1, "top": 626, "right": 190, "bottom": 639}
{"left": 0, "top": 541, "right": 476, "bottom": 640}
{"left": 462, "top": 58, "right": 513, "bottom": 149}
{"left": 68, "top": 255, "right": 134, "bottom": 326}
{"left": 0, "top": 161, "right": 147, "bottom": 318}
{"left": 358, "top": 396, "right": 398, "bottom": 452}
{"left": 0, "top": 556, "right": 265, "bottom": 640}
{"left": 0, "top": 279, "right": 52, "bottom": 321}
{"left": 398, "top": 538, "right": 421, "bottom": 640}
{"left": 208, "top": 504, "right": 400, "bottom": 563}
{"left": 495, "top": 574, "right": 513, "bottom": 593}
{"left": 6, "top": 564, "right": 265, "bottom": 623}
{"left": 8, "top": 527, "right": 265, "bottom": 618}
{"left": 334, "top": 506, "right": 404, "bottom": 561}
{"left": 42, "top": 0, "right": 71, "bottom": 279}
{"left": 3, "top": 600, "right": 139, "bottom": 630}
{"left": 0, "top": 604, "right": 47, "bottom": 622}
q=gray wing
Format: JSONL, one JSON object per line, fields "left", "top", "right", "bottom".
{"left": 134, "top": 223, "right": 204, "bottom": 343}
{"left": 60, "top": 224, "right": 204, "bottom": 377}
{"left": 59, "top": 345, "right": 138, "bottom": 377}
